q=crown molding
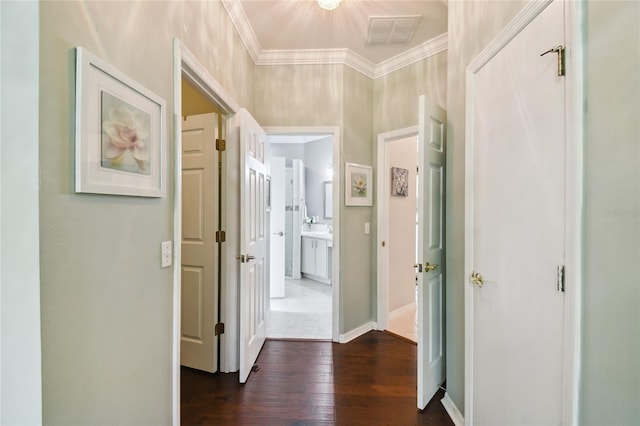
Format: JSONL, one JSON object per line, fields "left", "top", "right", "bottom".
{"left": 221, "top": 0, "right": 261, "bottom": 63}
{"left": 373, "top": 32, "right": 448, "bottom": 79}
{"left": 222, "top": 0, "right": 448, "bottom": 80}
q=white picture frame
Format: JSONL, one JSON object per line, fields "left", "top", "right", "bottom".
{"left": 345, "top": 162, "right": 373, "bottom": 206}
{"left": 75, "top": 47, "right": 166, "bottom": 197}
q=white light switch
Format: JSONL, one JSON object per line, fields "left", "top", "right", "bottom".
{"left": 365, "top": 222, "right": 370, "bottom": 234}
{"left": 161, "top": 241, "right": 172, "bottom": 268}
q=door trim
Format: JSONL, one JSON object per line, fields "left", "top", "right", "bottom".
{"left": 375, "top": 125, "right": 418, "bottom": 331}
{"left": 172, "top": 38, "right": 241, "bottom": 426}
{"left": 264, "top": 126, "right": 342, "bottom": 343}
{"left": 463, "top": 1, "right": 583, "bottom": 424}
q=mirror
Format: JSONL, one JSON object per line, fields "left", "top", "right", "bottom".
{"left": 324, "top": 181, "right": 332, "bottom": 219}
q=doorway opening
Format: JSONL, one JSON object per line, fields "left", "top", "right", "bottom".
{"left": 265, "top": 127, "right": 341, "bottom": 343}
{"left": 267, "top": 134, "right": 334, "bottom": 340}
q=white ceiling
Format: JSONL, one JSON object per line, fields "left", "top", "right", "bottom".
{"left": 223, "top": 0, "right": 448, "bottom": 78}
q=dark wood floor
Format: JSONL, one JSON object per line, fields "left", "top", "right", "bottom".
{"left": 181, "top": 331, "right": 454, "bottom": 425}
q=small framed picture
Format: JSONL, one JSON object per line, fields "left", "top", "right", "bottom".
{"left": 391, "top": 167, "right": 409, "bottom": 197}
{"left": 345, "top": 162, "right": 373, "bottom": 206}
{"left": 75, "top": 47, "right": 166, "bottom": 197}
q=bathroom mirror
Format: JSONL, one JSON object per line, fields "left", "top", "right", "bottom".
{"left": 324, "top": 181, "right": 332, "bottom": 219}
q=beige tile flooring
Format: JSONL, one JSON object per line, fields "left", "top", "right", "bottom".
{"left": 267, "top": 277, "right": 332, "bottom": 340}
{"left": 387, "top": 302, "right": 418, "bottom": 343}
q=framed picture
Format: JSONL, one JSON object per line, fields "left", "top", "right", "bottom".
{"left": 75, "top": 47, "right": 166, "bottom": 197}
{"left": 391, "top": 167, "right": 409, "bottom": 197}
{"left": 345, "top": 162, "right": 373, "bottom": 206}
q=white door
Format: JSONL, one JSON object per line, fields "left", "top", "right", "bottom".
{"left": 417, "top": 95, "right": 446, "bottom": 408}
{"left": 269, "top": 157, "right": 286, "bottom": 298}
{"left": 239, "top": 108, "right": 269, "bottom": 383}
{"left": 181, "top": 113, "right": 219, "bottom": 373}
{"left": 466, "top": 1, "right": 565, "bottom": 424}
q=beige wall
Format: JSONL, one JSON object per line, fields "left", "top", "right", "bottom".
{"left": 581, "top": 2, "right": 640, "bottom": 423}
{"left": 388, "top": 137, "right": 418, "bottom": 312}
{"left": 39, "top": 1, "right": 254, "bottom": 423}
{"left": 446, "top": 0, "right": 528, "bottom": 413}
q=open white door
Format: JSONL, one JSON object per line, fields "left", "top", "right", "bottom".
{"left": 417, "top": 95, "right": 446, "bottom": 409}
{"left": 239, "top": 108, "right": 269, "bottom": 383}
{"left": 269, "top": 157, "right": 286, "bottom": 298}
{"left": 466, "top": 2, "right": 566, "bottom": 424}
{"left": 181, "top": 113, "right": 219, "bottom": 373}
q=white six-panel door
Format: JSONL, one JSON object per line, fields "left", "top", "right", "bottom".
{"left": 417, "top": 95, "right": 446, "bottom": 409}
{"left": 181, "top": 113, "right": 219, "bottom": 373}
{"left": 466, "top": 1, "right": 566, "bottom": 424}
{"left": 239, "top": 109, "right": 268, "bottom": 383}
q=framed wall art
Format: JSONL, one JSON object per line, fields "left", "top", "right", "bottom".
{"left": 75, "top": 47, "right": 166, "bottom": 197}
{"left": 391, "top": 166, "right": 409, "bottom": 197}
{"left": 345, "top": 162, "right": 372, "bottom": 206}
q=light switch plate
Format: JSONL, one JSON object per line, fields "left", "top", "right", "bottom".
{"left": 161, "top": 241, "right": 172, "bottom": 268}
{"left": 365, "top": 222, "right": 370, "bottom": 234}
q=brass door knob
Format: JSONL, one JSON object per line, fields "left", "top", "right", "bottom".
{"left": 469, "top": 271, "right": 484, "bottom": 287}
{"left": 425, "top": 262, "right": 439, "bottom": 272}
{"left": 245, "top": 254, "right": 256, "bottom": 261}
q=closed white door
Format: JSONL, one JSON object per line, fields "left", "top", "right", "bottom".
{"left": 181, "top": 113, "right": 219, "bottom": 373}
{"left": 239, "top": 109, "right": 268, "bottom": 383}
{"left": 466, "top": 1, "right": 565, "bottom": 424}
{"left": 417, "top": 95, "right": 446, "bottom": 409}
{"left": 270, "top": 157, "right": 286, "bottom": 298}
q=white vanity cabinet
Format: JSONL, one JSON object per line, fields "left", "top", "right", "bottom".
{"left": 301, "top": 236, "right": 330, "bottom": 283}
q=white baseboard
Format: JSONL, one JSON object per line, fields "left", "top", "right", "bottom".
{"left": 389, "top": 301, "right": 416, "bottom": 320}
{"left": 441, "top": 392, "right": 464, "bottom": 426}
{"left": 339, "top": 321, "right": 377, "bottom": 343}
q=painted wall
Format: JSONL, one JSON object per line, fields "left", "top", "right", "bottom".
{"left": 39, "top": 1, "right": 254, "bottom": 423}
{"left": 0, "top": 2, "right": 42, "bottom": 424}
{"left": 446, "top": 0, "right": 528, "bottom": 413}
{"left": 388, "top": 137, "right": 418, "bottom": 312}
{"left": 581, "top": 2, "right": 640, "bottom": 423}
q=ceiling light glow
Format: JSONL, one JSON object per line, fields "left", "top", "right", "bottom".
{"left": 317, "top": 0, "right": 341, "bottom": 11}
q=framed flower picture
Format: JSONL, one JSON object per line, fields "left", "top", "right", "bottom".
{"left": 345, "top": 162, "right": 373, "bottom": 206}
{"left": 75, "top": 47, "right": 166, "bottom": 197}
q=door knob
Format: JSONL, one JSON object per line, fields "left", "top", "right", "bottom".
{"left": 236, "top": 254, "right": 256, "bottom": 263}
{"left": 469, "top": 271, "right": 484, "bottom": 287}
{"left": 273, "top": 231, "right": 284, "bottom": 236}
{"left": 424, "top": 262, "right": 439, "bottom": 272}
{"left": 414, "top": 263, "right": 423, "bottom": 273}
{"left": 245, "top": 254, "right": 256, "bottom": 261}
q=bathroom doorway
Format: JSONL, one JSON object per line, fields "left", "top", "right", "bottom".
{"left": 267, "top": 132, "right": 336, "bottom": 340}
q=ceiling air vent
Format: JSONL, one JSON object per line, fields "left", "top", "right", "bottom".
{"left": 367, "top": 15, "right": 421, "bottom": 46}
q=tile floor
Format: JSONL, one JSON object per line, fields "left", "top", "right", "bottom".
{"left": 387, "top": 302, "right": 418, "bottom": 343}
{"left": 267, "top": 277, "right": 332, "bottom": 340}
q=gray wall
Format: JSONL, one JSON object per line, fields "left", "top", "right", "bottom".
{"left": 0, "top": 2, "right": 42, "bottom": 424}
{"left": 581, "top": 2, "right": 640, "bottom": 423}
{"left": 39, "top": 1, "right": 254, "bottom": 423}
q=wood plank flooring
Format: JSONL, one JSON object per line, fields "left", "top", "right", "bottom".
{"left": 181, "top": 331, "right": 454, "bottom": 425}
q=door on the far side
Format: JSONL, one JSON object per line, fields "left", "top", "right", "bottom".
{"left": 417, "top": 95, "right": 446, "bottom": 409}
{"left": 238, "top": 109, "right": 269, "bottom": 383}
{"left": 181, "top": 113, "right": 219, "bottom": 373}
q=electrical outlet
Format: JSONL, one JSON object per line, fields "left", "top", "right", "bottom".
{"left": 161, "top": 241, "right": 172, "bottom": 268}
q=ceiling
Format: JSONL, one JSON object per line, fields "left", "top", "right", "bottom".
{"left": 223, "top": 0, "right": 448, "bottom": 78}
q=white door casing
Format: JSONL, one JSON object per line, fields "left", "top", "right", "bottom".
{"left": 270, "top": 157, "right": 286, "bottom": 298}
{"left": 239, "top": 108, "right": 269, "bottom": 383}
{"left": 417, "top": 95, "right": 446, "bottom": 409}
{"left": 180, "top": 113, "right": 219, "bottom": 373}
{"left": 464, "top": 1, "right": 581, "bottom": 424}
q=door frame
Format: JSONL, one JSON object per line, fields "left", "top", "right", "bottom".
{"left": 172, "top": 38, "right": 240, "bottom": 425}
{"left": 463, "top": 1, "right": 584, "bottom": 424}
{"left": 264, "top": 126, "right": 342, "bottom": 343}
{"left": 375, "top": 125, "right": 418, "bottom": 331}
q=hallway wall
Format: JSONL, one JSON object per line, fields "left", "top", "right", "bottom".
{"left": 39, "top": 1, "right": 254, "bottom": 423}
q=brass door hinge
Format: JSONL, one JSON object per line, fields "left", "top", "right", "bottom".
{"left": 215, "top": 230, "right": 226, "bottom": 243}
{"left": 214, "top": 323, "right": 225, "bottom": 336}
{"left": 557, "top": 265, "right": 565, "bottom": 292}
{"left": 216, "top": 138, "right": 226, "bottom": 151}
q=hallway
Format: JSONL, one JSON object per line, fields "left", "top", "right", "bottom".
{"left": 181, "top": 331, "right": 453, "bottom": 425}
